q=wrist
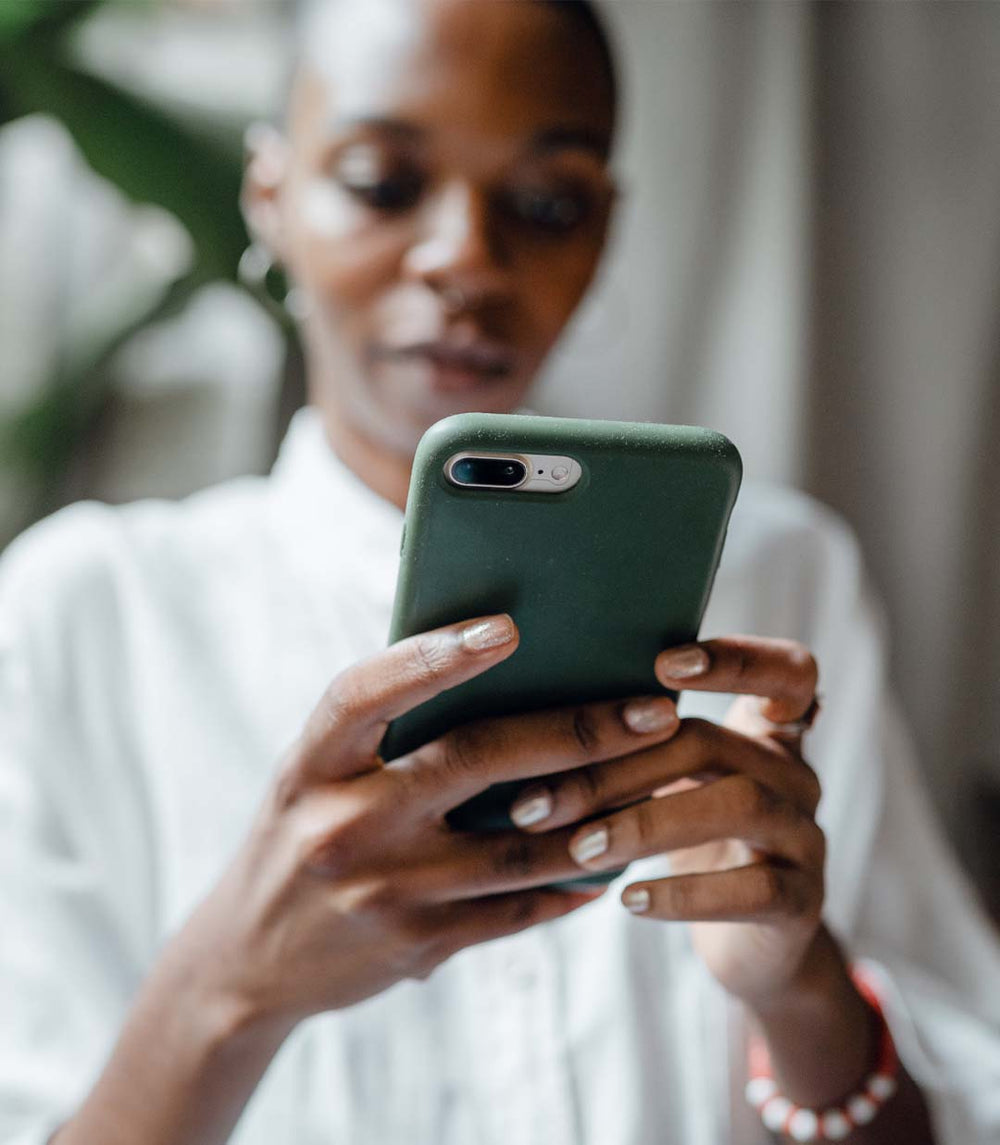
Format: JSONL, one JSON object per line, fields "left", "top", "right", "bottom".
{"left": 747, "top": 924, "right": 857, "bottom": 1024}
{"left": 149, "top": 933, "right": 297, "bottom": 1061}
{"left": 746, "top": 959, "right": 903, "bottom": 1141}
{"left": 52, "top": 938, "right": 298, "bottom": 1145}
{"left": 744, "top": 926, "right": 879, "bottom": 1109}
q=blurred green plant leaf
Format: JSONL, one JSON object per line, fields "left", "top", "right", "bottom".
{"left": 0, "top": 39, "right": 247, "bottom": 282}
{"left": 0, "top": 0, "right": 102, "bottom": 44}
{"left": 0, "top": 4, "right": 45, "bottom": 40}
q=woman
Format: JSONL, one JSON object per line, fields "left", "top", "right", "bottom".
{"left": 1, "top": 2, "right": 997, "bottom": 1143}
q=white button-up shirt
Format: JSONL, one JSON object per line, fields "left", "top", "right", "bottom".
{"left": 2, "top": 407, "right": 998, "bottom": 1145}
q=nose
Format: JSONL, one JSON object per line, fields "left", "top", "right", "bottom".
{"left": 402, "top": 181, "right": 510, "bottom": 309}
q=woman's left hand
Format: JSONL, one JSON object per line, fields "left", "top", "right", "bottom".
{"left": 510, "top": 635, "right": 826, "bottom": 1008}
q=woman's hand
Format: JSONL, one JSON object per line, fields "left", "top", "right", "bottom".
{"left": 161, "top": 612, "right": 686, "bottom": 1034}
{"left": 53, "top": 614, "right": 690, "bottom": 1145}
{"left": 505, "top": 636, "right": 941, "bottom": 1142}
{"left": 508, "top": 634, "right": 826, "bottom": 1008}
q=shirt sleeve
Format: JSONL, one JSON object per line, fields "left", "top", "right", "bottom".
{"left": 795, "top": 500, "right": 1000, "bottom": 1144}
{"left": 0, "top": 506, "right": 158, "bottom": 1145}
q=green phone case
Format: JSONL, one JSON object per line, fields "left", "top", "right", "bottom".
{"left": 381, "top": 412, "right": 742, "bottom": 888}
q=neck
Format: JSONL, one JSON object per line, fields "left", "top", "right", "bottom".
{"left": 302, "top": 335, "right": 416, "bottom": 510}
{"left": 316, "top": 408, "right": 413, "bottom": 512}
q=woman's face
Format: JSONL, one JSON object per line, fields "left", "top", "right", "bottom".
{"left": 246, "top": 0, "right": 617, "bottom": 457}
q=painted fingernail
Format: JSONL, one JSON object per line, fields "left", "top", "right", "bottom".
{"left": 657, "top": 645, "right": 710, "bottom": 679}
{"left": 622, "top": 887, "right": 651, "bottom": 913}
{"left": 461, "top": 615, "right": 516, "bottom": 651}
{"left": 571, "top": 825, "right": 609, "bottom": 864}
{"left": 576, "top": 885, "right": 608, "bottom": 898}
{"left": 510, "top": 786, "right": 553, "bottom": 827}
{"left": 623, "top": 698, "right": 678, "bottom": 734}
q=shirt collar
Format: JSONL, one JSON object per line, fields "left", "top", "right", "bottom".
{"left": 266, "top": 405, "right": 404, "bottom": 597}
{"left": 265, "top": 403, "right": 540, "bottom": 596}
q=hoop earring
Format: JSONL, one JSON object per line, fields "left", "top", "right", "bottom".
{"left": 237, "top": 242, "right": 312, "bottom": 325}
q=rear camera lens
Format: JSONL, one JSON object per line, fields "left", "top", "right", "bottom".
{"left": 449, "top": 456, "right": 527, "bottom": 487}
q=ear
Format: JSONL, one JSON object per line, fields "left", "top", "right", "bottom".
{"left": 240, "top": 122, "right": 291, "bottom": 260}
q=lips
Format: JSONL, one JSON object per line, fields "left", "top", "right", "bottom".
{"left": 374, "top": 338, "right": 517, "bottom": 383}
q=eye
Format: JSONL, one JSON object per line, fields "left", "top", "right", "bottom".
{"left": 501, "top": 184, "right": 592, "bottom": 233}
{"left": 332, "top": 145, "right": 425, "bottom": 212}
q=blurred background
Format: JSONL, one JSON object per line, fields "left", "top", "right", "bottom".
{"left": 1, "top": 0, "right": 998, "bottom": 918}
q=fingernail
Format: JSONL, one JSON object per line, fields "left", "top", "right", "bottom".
{"left": 577, "top": 885, "right": 608, "bottom": 898}
{"left": 461, "top": 615, "right": 515, "bottom": 652}
{"left": 510, "top": 786, "right": 553, "bottom": 827}
{"left": 657, "top": 645, "right": 710, "bottom": 679}
{"left": 622, "top": 887, "right": 651, "bottom": 913}
{"left": 623, "top": 698, "right": 678, "bottom": 734}
{"left": 571, "top": 825, "right": 609, "bottom": 864}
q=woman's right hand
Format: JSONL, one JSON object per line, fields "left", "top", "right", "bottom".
{"left": 164, "top": 612, "right": 681, "bottom": 1034}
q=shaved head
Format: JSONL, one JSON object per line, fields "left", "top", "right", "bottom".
{"left": 289, "top": 0, "right": 617, "bottom": 135}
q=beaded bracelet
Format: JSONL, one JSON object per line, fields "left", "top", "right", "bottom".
{"left": 745, "top": 963, "right": 900, "bottom": 1142}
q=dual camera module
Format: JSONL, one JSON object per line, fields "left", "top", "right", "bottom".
{"left": 445, "top": 452, "right": 579, "bottom": 493}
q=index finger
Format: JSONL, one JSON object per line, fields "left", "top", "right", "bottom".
{"left": 287, "top": 614, "right": 520, "bottom": 790}
{"left": 654, "top": 635, "right": 818, "bottom": 724}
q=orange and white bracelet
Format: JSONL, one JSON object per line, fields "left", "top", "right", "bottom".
{"left": 745, "top": 964, "right": 900, "bottom": 1141}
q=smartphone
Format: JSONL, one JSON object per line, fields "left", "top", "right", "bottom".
{"left": 380, "top": 412, "right": 742, "bottom": 888}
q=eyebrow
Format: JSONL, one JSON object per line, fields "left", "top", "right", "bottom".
{"left": 528, "top": 126, "right": 611, "bottom": 160}
{"left": 332, "top": 117, "right": 611, "bottom": 160}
